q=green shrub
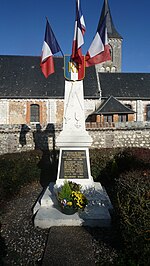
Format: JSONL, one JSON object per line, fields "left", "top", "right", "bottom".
{"left": 114, "top": 169, "right": 150, "bottom": 265}
{"left": 114, "top": 148, "right": 150, "bottom": 174}
{"left": 90, "top": 148, "right": 150, "bottom": 265}
{"left": 90, "top": 148, "right": 120, "bottom": 181}
{"left": 0, "top": 150, "right": 42, "bottom": 200}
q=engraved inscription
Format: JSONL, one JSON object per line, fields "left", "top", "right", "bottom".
{"left": 60, "top": 150, "right": 88, "bottom": 179}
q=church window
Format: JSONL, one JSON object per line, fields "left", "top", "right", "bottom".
{"left": 109, "top": 44, "right": 113, "bottom": 60}
{"left": 100, "top": 66, "right": 105, "bottom": 72}
{"left": 30, "top": 104, "right": 40, "bottom": 123}
{"left": 111, "top": 66, "right": 116, "bottom": 73}
{"left": 106, "top": 66, "right": 110, "bottom": 72}
{"left": 146, "top": 105, "right": 150, "bottom": 121}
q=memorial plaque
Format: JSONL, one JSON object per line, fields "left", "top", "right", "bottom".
{"left": 59, "top": 150, "right": 88, "bottom": 179}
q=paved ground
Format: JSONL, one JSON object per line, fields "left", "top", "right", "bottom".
{"left": 42, "top": 227, "right": 96, "bottom": 266}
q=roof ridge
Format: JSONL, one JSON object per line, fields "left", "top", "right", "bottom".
{"left": 94, "top": 96, "right": 135, "bottom": 114}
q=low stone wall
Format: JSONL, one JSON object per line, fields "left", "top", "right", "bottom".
{"left": 88, "top": 125, "right": 150, "bottom": 149}
{"left": 0, "top": 124, "right": 61, "bottom": 155}
{"left": 0, "top": 122, "right": 150, "bottom": 154}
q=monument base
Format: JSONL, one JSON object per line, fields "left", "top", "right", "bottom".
{"left": 33, "top": 182, "right": 113, "bottom": 228}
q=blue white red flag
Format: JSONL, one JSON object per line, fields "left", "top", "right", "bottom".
{"left": 85, "top": 13, "right": 111, "bottom": 67}
{"left": 71, "top": 0, "right": 86, "bottom": 64}
{"left": 78, "top": 0, "right": 86, "bottom": 34}
{"left": 40, "top": 19, "right": 62, "bottom": 78}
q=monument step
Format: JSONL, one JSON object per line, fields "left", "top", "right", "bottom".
{"left": 34, "top": 205, "right": 111, "bottom": 228}
{"left": 33, "top": 182, "right": 112, "bottom": 228}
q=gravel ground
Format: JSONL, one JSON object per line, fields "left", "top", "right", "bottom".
{"left": 0, "top": 181, "right": 120, "bottom": 266}
{"left": 0, "top": 182, "right": 49, "bottom": 265}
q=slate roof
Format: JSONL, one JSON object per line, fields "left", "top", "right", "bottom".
{"left": 1, "top": 55, "right": 150, "bottom": 101}
{"left": 99, "top": 0, "right": 122, "bottom": 39}
{"left": 0, "top": 55, "right": 99, "bottom": 99}
{"left": 93, "top": 96, "right": 135, "bottom": 115}
{"left": 99, "top": 73, "right": 150, "bottom": 99}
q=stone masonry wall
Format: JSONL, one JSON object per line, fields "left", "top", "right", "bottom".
{"left": 0, "top": 122, "right": 150, "bottom": 155}
{"left": 88, "top": 122, "right": 150, "bottom": 149}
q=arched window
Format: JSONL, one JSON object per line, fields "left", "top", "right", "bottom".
{"left": 111, "top": 66, "right": 117, "bottom": 73}
{"left": 146, "top": 105, "right": 150, "bottom": 121}
{"left": 30, "top": 104, "right": 40, "bottom": 123}
{"left": 109, "top": 44, "right": 113, "bottom": 61}
{"left": 106, "top": 66, "right": 110, "bottom": 72}
{"left": 100, "top": 66, "right": 105, "bottom": 72}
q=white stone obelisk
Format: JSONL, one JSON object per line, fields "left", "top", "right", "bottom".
{"left": 56, "top": 79, "right": 94, "bottom": 187}
{"left": 57, "top": 80, "right": 92, "bottom": 146}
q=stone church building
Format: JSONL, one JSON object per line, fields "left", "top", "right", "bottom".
{"left": 0, "top": 0, "right": 150, "bottom": 126}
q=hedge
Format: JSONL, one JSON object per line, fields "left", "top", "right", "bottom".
{"left": 0, "top": 150, "right": 42, "bottom": 200}
{"left": 90, "top": 148, "right": 150, "bottom": 265}
{"left": 115, "top": 169, "right": 150, "bottom": 265}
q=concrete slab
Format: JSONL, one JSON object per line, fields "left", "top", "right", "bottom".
{"left": 33, "top": 182, "right": 112, "bottom": 228}
{"left": 41, "top": 227, "right": 96, "bottom": 266}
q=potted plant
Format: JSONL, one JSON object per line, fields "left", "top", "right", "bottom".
{"left": 55, "top": 180, "right": 88, "bottom": 215}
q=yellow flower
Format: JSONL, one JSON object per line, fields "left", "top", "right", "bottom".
{"left": 67, "top": 201, "right": 73, "bottom": 206}
{"left": 71, "top": 190, "right": 87, "bottom": 209}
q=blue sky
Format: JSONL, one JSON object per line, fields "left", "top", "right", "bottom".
{"left": 0, "top": 0, "right": 150, "bottom": 73}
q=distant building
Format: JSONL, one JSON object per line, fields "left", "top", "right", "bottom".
{"left": 0, "top": 0, "right": 149, "bottom": 125}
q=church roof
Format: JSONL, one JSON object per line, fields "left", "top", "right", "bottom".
{"left": 93, "top": 96, "right": 135, "bottom": 114}
{"left": 0, "top": 55, "right": 150, "bottom": 100}
{"left": 0, "top": 55, "right": 99, "bottom": 99}
{"left": 99, "top": 73, "right": 150, "bottom": 99}
{"left": 99, "top": 0, "right": 122, "bottom": 39}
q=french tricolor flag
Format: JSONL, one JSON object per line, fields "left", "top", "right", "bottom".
{"left": 85, "top": 12, "right": 111, "bottom": 67}
{"left": 40, "top": 19, "right": 62, "bottom": 78}
{"left": 71, "top": 0, "right": 86, "bottom": 64}
{"left": 78, "top": 0, "right": 86, "bottom": 34}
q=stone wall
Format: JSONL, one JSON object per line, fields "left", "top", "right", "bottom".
{"left": 88, "top": 122, "right": 150, "bottom": 149}
{"left": 0, "top": 122, "right": 150, "bottom": 155}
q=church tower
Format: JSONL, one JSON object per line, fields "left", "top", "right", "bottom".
{"left": 96, "top": 0, "right": 123, "bottom": 73}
